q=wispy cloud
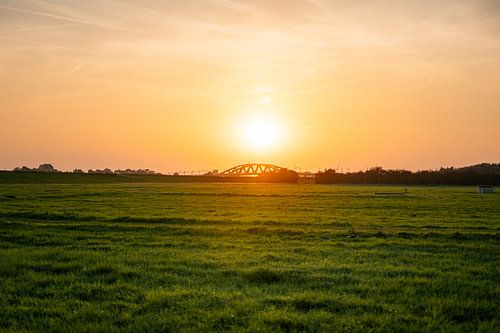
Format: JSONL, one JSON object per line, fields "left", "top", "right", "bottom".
{"left": 0, "top": 1, "right": 153, "bottom": 36}
{"left": 0, "top": 4, "right": 98, "bottom": 26}
{"left": 198, "top": 0, "right": 264, "bottom": 17}
{"left": 0, "top": 34, "right": 95, "bottom": 54}
{"left": 0, "top": 22, "right": 80, "bottom": 34}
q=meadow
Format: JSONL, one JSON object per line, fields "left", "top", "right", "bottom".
{"left": 0, "top": 180, "right": 499, "bottom": 332}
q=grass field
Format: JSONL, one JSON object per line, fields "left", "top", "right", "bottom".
{"left": 0, "top": 181, "right": 499, "bottom": 332}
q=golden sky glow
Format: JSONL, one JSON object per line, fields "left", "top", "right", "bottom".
{"left": 1, "top": 0, "right": 499, "bottom": 172}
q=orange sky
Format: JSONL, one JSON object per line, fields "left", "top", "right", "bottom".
{"left": 1, "top": 0, "right": 499, "bottom": 173}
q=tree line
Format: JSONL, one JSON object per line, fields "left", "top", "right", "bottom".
{"left": 315, "top": 164, "right": 500, "bottom": 185}
{"left": 13, "top": 164, "right": 161, "bottom": 175}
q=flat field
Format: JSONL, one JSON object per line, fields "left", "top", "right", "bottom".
{"left": 0, "top": 182, "right": 499, "bottom": 332}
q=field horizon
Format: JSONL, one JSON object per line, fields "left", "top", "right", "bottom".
{"left": 1, "top": 162, "right": 499, "bottom": 186}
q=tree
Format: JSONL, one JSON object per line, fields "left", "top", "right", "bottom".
{"left": 37, "top": 164, "right": 56, "bottom": 172}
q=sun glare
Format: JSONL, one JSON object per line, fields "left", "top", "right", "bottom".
{"left": 244, "top": 118, "right": 279, "bottom": 150}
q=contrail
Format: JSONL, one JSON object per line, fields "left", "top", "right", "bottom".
{"left": 298, "top": 125, "right": 317, "bottom": 133}
{"left": 306, "top": 0, "right": 331, "bottom": 14}
{"left": 0, "top": 3, "right": 149, "bottom": 36}
{"left": 0, "top": 4, "right": 99, "bottom": 26}
{"left": 71, "top": 63, "right": 83, "bottom": 74}
{"left": 0, "top": 23, "right": 80, "bottom": 34}
{"left": 279, "top": 75, "right": 373, "bottom": 97}
{"left": 0, "top": 35, "right": 96, "bottom": 54}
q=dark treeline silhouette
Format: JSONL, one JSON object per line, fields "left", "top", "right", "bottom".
{"left": 14, "top": 164, "right": 57, "bottom": 172}
{"left": 13, "top": 164, "right": 161, "bottom": 175}
{"left": 315, "top": 163, "right": 500, "bottom": 185}
{"left": 89, "top": 168, "right": 161, "bottom": 175}
{"left": 11, "top": 163, "right": 500, "bottom": 185}
{"left": 257, "top": 169, "right": 299, "bottom": 183}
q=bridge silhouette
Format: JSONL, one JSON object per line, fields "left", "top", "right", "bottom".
{"left": 220, "top": 163, "right": 284, "bottom": 176}
{"left": 173, "top": 163, "right": 316, "bottom": 178}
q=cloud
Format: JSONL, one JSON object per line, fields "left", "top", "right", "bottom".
{"left": 198, "top": 0, "right": 263, "bottom": 17}
{"left": 0, "top": 4, "right": 99, "bottom": 26}
{"left": 0, "top": 1, "right": 152, "bottom": 36}
{"left": 0, "top": 34, "right": 95, "bottom": 54}
{"left": 0, "top": 22, "right": 80, "bottom": 34}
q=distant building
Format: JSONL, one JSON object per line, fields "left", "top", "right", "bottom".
{"left": 478, "top": 185, "right": 495, "bottom": 194}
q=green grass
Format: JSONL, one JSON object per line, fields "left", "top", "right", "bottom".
{"left": 0, "top": 182, "right": 499, "bottom": 332}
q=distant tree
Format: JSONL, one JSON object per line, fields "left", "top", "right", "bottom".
{"left": 114, "top": 168, "right": 161, "bottom": 175}
{"left": 13, "top": 166, "right": 33, "bottom": 172}
{"left": 88, "top": 168, "right": 113, "bottom": 174}
{"left": 37, "top": 164, "right": 56, "bottom": 172}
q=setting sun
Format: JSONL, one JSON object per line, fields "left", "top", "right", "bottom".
{"left": 243, "top": 116, "right": 282, "bottom": 151}
{"left": 245, "top": 120, "right": 274, "bottom": 149}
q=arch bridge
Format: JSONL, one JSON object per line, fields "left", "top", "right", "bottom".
{"left": 220, "top": 163, "right": 284, "bottom": 176}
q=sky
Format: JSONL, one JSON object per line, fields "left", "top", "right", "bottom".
{"left": 1, "top": 0, "right": 499, "bottom": 173}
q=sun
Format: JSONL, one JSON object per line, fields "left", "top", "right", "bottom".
{"left": 244, "top": 117, "right": 279, "bottom": 150}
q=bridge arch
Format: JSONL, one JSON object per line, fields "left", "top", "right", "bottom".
{"left": 220, "top": 163, "right": 284, "bottom": 176}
